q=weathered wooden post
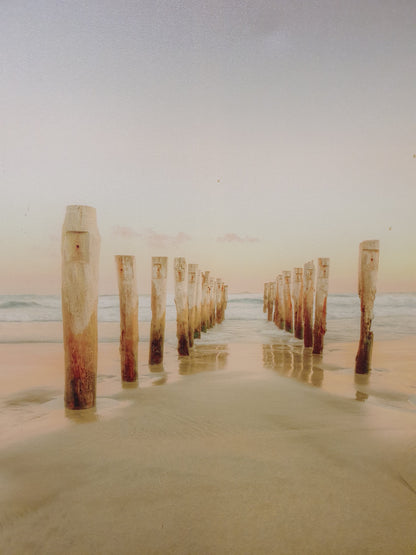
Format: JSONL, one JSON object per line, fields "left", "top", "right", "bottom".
{"left": 282, "top": 271, "right": 293, "bottom": 333}
{"left": 267, "top": 281, "right": 274, "bottom": 322}
{"left": 174, "top": 257, "right": 190, "bottom": 356}
{"left": 355, "top": 240, "right": 380, "bottom": 374}
{"left": 115, "top": 255, "right": 138, "bottom": 382}
{"left": 149, "top": 256, "right": 168, "bottom": 365}
{"left": 312, "top": 258, "right": 330, "bottom": 355}
{"left": 194, "top": 270, "right": 202, "bottom": 339}
{"left": 273, "top": 277, "right": 279, "bottom": 326}
{"left": 209, "top": 277, "right": 216, "bottom": 327}
{"left": 201, "top": 271, "right": 210, "bottom": 332}
{"left": 277, "top": 274, "right": 285, "bottom": 329}
{"left": 62, "top": 205, "right": 100, "bottom": 410}
{"left": 224, "top": 285, "right": 229, "bottom": 315}
{"left": 188, "top": 264, "right": 198, "bottom": 347}
{"left": 303, "top": 260, "right": 315, "bottom": 348}
{"left": 216, "top": 279, "right": 223, "bottom": 324}
{"left": 292, "top": 268, "right": 304, "bottom": 340}
{"left": 263, "top": 283, "right": 268, "bottom": 313}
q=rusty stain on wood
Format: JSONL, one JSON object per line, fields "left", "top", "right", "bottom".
{"left": 355, "top": 240, "right": 380, "bottom": 374}
{"left": 115, "top": 255, "right": 138, "bottom": 381}
{"left": 149, "top": 256, "right": 168, "bottom": 365}
{"left": 312, "top": 258, "right": 329, "bottom": 355}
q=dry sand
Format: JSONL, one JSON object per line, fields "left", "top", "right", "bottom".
{"left": 0, "top": 323, "right": 415, "bottom": 554}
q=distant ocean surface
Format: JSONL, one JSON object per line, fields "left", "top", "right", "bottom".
{"left": 0, "top": 293, "right": 415, "bottom": 343}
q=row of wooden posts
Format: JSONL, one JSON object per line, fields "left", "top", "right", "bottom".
{"left": 263, "top": 239, "right": 380, "bottom": 375}
{"left": 61, "top": 205, "right": 228, "bottom": 410}
{"left": 263, "top": 258, "right": 330, "bottom": 355}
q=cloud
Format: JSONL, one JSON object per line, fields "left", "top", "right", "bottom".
{"left": 113, "top": 225, "right": 140, "bottom": 238}
{"left": 217, "top": 233, "right": 260, "bottom": 244}
{"left": 112, "top": 226, "right": 191, "bottom": 248}
{"left": 144, "top": 229, "right": 191, "bottom": 249}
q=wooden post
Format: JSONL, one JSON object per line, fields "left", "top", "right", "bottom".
{"left": 174, "top": 257, "right": 190, "bottom": 356}
{"left": 201, "top": 271, "right": 210, "bottom": 332}
{"left": 61, "top": 205, "right": 100, "bottom": 410}
{"left": 303, "top": 260, "right": 315, "bottom": 348}
{"left": 216, "top": 279, "right": 223, "bottom": 324}
{"left": 292, "top": 268, "right": 304, "bottom": 340}
{"left": 267, "top": 281, "right": 274, "bottom": 322}
{"left": 149, "top": 256, "right": 168, "bottom": 365}
{"left": 277, "top": 274, "right": 285, "bottom": 329}
{"left": 224, "top": 285, "right": 229, "bottom": 314}
{"left": 273, "top": 277, "right": 278, "bottom": 326}
{"left": 312, "top": 258, "right": 330, "bottom": 355}
{"left": 282, "top": 271, "right": 293, "bottom": 333}
{"left": 115, "top": 255, "right": 138, "bottom": 382}
{"left": 194, "top": 270, "right": 202, "bottom": 339}
{"left": 263, "top": 283, "right": 268, "bottom": 313}
{"left": 355, "top": 240, "right": 380, "bottom": 374}
{"left": 209, "top": 277, "right": 216, "bottom": 327}
{"left": 187, "top": 264, "right": 198, "bottom": 347}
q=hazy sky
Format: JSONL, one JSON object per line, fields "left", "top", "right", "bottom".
{"left": 1, "top": 0, "right": 415, "bottom": 294}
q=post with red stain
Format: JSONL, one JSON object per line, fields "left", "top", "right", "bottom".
{"left": 201, "top": 271, "right": 210, "bottom": 332}
{"left": 263, "top": 283, "right": 268, "bottom": 314}
{"left": 194, "top": 270, "right": 202, "bottom": 338}
{"left": 292, "top": 268, "right": 304, "bottom": 340}
{"left": 303, "top": 260, "right": 315, "bottom": 348}
{"left": 277, "top": 274, "right": 285, "bottom": 329}
{"left": 187, "top": 264, "right": 198, "bottom": 347}
{"left": 355, "top": 240, "right": 380, "bottom": 374}
{"left": 174, "top": 257, "right": 190, "bottom": 356}
{"left": 62, "top": 205, "right": 100, "bottom": 409}
{"left": 216, "top": 278, "right": 224, "bottom": 324}
{"left": 267, "top": 281, "right": 275, "bottom": 322}
{"left": 312, "top": 258, "right": 330, "bottom": 355}
{"left": 283, "top": 271, "right": 293, "bottom": 333}
{"left": 223, "top": 285, "right": 229, "bottom": 317}
{"left": 149, "top": 256, "right": 168, "bottom": 365}
{"left": 115, "top": 255, "right": 138, "bottom": 381}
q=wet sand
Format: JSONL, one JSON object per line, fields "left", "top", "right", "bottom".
{"left": 0, "top": 323, "right": 415, "bottom": 554}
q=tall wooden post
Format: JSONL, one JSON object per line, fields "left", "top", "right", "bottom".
{"left": 62, "top": 205, "right": 100, "bottom": 410}
{"left": 277, "top": 274, "right": 285, "bottom": 329}
{"left": 292, "top": 268, "right": 304, "bottom": 340}
{"left": 312, "top": 258, "right": 329, "bottom": 355}
{"left": 273, "top": 277, "right": 278, "bottom": 326}
{"left": 224, "top": 285, "right": 229, "bottom": 314}
{"left": 209, "top": 277, "right": 216, "bottom": 327}
{"left": 263, "top": 283, "right": 268, "bottom": 313}
{"left": 303, "top": 260, "right": 315, "bottom": 348}
{"left": 174, "top": 257, "right": 190, "bottom": 356}
{"left": 267, "top": 282, "right": 274, "bottom": 322}
{"left": 194, "top": 270, "right": 202, "bottom": 339}
{"left": 149, "top": 256, "right": 168, "bottom": 365}
{"left": 188, "top": 264, "right": 198, "bottom": 347}
{"left": 201, "top": 271, "right": 210, "bottom": 332}
{"left": 282, "top": 271, "right": 293, "bottom": 333}
{"left": 355, "top": 240, "right": 380, "bottom": 374}
{"left": 115, "top": 255, "right": 138, "bottom": 382}
{"left": 216, "top": 279, "right": 223, "bottom": 324}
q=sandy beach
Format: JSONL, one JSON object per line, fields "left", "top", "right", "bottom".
{"left": 0, "top": 321, "right": 415, "bottom": 554}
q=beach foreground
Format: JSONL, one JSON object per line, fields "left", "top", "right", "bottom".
{"left": 0, "top": 323, "right": 415, "bottom": 554}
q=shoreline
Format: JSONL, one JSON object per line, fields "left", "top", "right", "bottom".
{"left": 0, "top": 330, "right": 415, "bottom": 553}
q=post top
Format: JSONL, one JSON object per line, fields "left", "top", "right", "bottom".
{"left": 360, "top": 239, "right": 379, "bottom": 251}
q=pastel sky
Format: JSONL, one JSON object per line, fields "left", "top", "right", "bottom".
{"left": 1, "top": 1, "right": 415, "bottom": 294}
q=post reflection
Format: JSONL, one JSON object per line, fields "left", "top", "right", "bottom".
{"left": 65, "top": 406, "right": 98, "bottom": 423}
{"left": 264, "top": 343, "right": 325, "bottom": 389}
{"left": 179, "top": 345, "right": 228, "bottom": 376}
{"left": 354, "top": 373, "right": 369, "bottom": 402}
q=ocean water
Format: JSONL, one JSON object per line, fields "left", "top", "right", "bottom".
{"left": 0, "top": 292, "right": 415, "bottom": 343}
